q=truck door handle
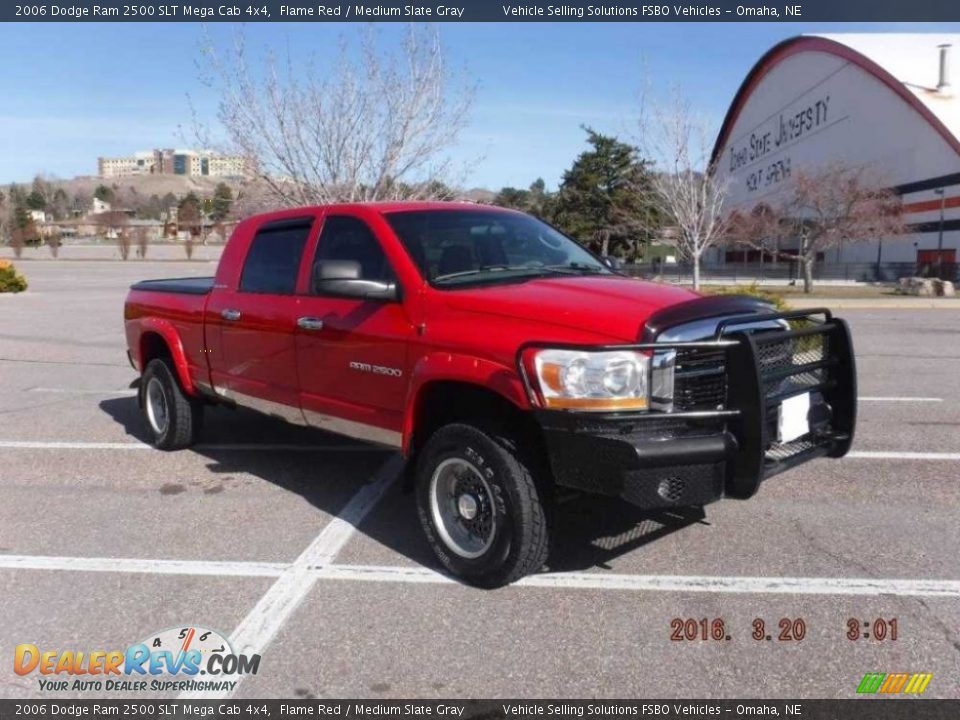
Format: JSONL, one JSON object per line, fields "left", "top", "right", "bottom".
{"left": 221, "top": 309, "right": 241, "bottom": 321}
{"left": 297, "top": 317, "right": 325, "bottom": 331}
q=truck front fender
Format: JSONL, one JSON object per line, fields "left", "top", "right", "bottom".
{"left": 138, "top": 318, "right": 198, "bottom": 396}
{"left": 402, "top": 352, "right": 531, "bottom": 455}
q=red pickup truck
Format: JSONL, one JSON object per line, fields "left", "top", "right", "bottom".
{"left": 125, "top": 202, "right": 856, "bottom": 586}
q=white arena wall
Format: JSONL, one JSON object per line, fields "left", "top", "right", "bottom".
{"left": 709, "top": 34, "right": 960, "bottom": 270}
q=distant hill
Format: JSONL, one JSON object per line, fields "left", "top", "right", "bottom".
{"left": 13, "top": 175, "right": 496, "bottom": 201}
{"left": 45, "top": 174, "right": 242, "bottom": 198}
{"left": 459, "top": 187, "right": 496, "bottom": 203}
{"left": 5, "top": 173, "right": 499, "bottom": 221}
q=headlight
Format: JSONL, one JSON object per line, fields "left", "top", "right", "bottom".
{"left": 532, "top": 349, "right": 649, "bottom": 411}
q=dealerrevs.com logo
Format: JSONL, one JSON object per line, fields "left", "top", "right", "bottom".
{"left": 14, "top": 626, "right": 260, "bottom": 693}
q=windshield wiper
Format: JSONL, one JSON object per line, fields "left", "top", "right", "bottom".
{"left": 433, "top": 265, "right": 552, "bottom": 283}
{"left": 542, "top": 262, "right": 608, "bottom": 275}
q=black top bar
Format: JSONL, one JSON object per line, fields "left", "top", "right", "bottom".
{"left": 4, "top": 1, "right": 956, "bottom": 22}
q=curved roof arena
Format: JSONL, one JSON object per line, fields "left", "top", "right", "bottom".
{"left": 711, "top": 34, "right": 960, "bottom": 165}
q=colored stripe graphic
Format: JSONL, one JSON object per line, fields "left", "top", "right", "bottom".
{"left": 857, "top": 673, "right": 885, "bottom": 694}
{"left": 857, "top": 672, "right": 931, "bottom": 694}
{"left": 880, "top": 673, "right": 908, "bottom": 693}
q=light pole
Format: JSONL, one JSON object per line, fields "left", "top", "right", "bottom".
{"left": 934, "top": 188, "right": 946, "bottom": 278}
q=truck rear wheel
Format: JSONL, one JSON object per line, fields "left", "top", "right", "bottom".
{"left": 141, "top": 358, "right": 203, "bottom": 450}
{"left": 415, "top": 423, "right": 549, "bottom": 588}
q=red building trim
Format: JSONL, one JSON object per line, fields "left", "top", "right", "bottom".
{"left": 902, "top": 195, "right": 960, "bottom": 214}
{"left": 711, "top": 36, "right": 960, "bottom": 167}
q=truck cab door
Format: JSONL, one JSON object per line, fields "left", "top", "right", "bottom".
{"left": 205, "top": 216, "right": 315, "bottom": 422}
{"left": 295, "top": 214, "right": 413, "bottom": 447}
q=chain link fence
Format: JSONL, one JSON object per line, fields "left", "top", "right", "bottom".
{"left": 623, "top": 261, "right": 959, "bottom": 284}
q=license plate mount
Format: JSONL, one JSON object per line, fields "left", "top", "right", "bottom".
{"left": 778, "top": 392, "right": 811, "bottom": 443}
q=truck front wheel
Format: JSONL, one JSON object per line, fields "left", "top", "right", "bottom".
{"left": 141, "top": 358, "right": 203, "bottom": 450}
{"left": 415, "top": 423, "right": 550, "bottom": 587}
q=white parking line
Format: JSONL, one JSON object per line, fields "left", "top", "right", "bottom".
{"left": 4, "top": 440, "right": 958, "bottom": 459}
{"left": 179, "top": 454, "right": 405, "bottom": 701}
{"left": 0, "top": 440, "right": 381, "bottom": 452}
{"left": 847, "top": 450, "right": 960, "bottom": 461}
{"left": 319, "top": 564, "right": 960, "bottom": 598}
{"left": 0, "top": 554, "right": 286, "bottom": 577}
{"left": 27, "top": 387, "right": 138, "bottom": 396}
{"left": 859, "top": 396, "right": 943, "bottom": 402}
{"left": 3, "top": 553, "right": 960, "bottom": 599}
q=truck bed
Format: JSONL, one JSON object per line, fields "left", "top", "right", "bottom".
{"left": 129, "top": 277, "right": 215, "bottom": 295}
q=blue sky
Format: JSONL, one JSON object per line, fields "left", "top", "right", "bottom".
{"left": 0, "top": 21, "right": 955, "bottom": 189}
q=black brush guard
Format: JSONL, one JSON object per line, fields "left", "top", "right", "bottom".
{"left": 717, "top": 308, "right": 856, "bottom": 498}
{"left": 523, "top": 307, "right": 856, "bottom": 506}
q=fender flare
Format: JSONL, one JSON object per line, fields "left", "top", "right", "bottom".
{"left": 138, "top": 318, "right": 197, "bottom": 396}
{"left": 402, "top": 352, "right": 530, "bottom": 455}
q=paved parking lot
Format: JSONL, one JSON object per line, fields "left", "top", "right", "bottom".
{"left": 1, "top": 260, "right": 959, "bottom": 699}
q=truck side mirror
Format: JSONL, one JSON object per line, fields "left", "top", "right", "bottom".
{"left": 312, "top": 260, "right": 401, "bottom": 301}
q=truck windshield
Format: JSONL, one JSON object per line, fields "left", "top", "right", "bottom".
{"left": 384, "top": 209, "right": 612, "bottom": 287}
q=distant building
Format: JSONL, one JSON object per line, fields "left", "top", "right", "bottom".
{"left": 710, "top": 34, "right": 960, "bottom": 271}
{"left": 91, "top": 197, "right": 111, "bottom": 214}
{"left": 97, "top": 148, "right": 246, "bottom": 179}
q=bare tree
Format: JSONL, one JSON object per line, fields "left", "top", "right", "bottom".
{"left": 177, "top": 195, "right": 204, "bottom": 240}
{"left": 194, "top": 26, "right": 475, "bottom": 207}
{"left": 47, "top": 230, "right": 62, "bottom": 259}
{"left": 637, "top": 88, "right": 729, "bottom": 291}
{"left": 134, "top": 226, "right": 150, "bottom": 259}
{"left": 0, "top": 204, "right": 8, "bottom": 250}
{"left": 92, "top": 211, "right": 131, "bottom": 259}
{"left": 731, "top": 163, "right": 906, "bottom": 293}
{"left": 117, "top": 230, "right": 132, "bottom": 261}
{"left": 10, "top": 226, "right": 25, "bottom": 259}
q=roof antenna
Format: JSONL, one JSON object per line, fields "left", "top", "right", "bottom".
{"left": 937, "top": 44, "right": 952, "bottom": 96}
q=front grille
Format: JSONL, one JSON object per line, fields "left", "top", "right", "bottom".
{"left": 674, "top": 348, "right": 726, "bottom": 410}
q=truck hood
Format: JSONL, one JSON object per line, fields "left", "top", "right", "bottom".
{"left": 438, "top": 276, "right": 699, "bottom": 342}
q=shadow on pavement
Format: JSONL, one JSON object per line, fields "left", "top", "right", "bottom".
{"left": 100, "top": 395, "right": 704, "bottom": 581}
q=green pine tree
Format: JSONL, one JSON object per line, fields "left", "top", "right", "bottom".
{"left": 553, "top": 127, "right": 660, "bottom": 259}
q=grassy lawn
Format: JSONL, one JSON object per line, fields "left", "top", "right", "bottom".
{"left": 698, "top": 284, "right": 901, "bottom": 299}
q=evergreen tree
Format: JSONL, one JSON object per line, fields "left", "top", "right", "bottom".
{"left": 178, "top": 193, "right": 203, "bottom": 234}
{"left": 210, "top": 183, "right": 234, "bottom": 221}
{"left": 94, "top": 185, "right": 115, "bottom": 203}
{"left": 553, "top": 127, "right": 660, "bottom": 259}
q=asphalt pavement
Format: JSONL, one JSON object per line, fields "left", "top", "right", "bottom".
{"left": 1, "top": 261, "right": 958, "bottom": 699}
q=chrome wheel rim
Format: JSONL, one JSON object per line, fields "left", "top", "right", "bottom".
{"left": 145, "top": 377, "right": 169, "bottom": 436}
{"left": 429, "top": 457, "right": 496, "bottom": 559}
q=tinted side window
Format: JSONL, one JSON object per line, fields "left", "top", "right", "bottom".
{"left": 312, "top": 216, "right": 395, "bottom": 289}
{"left": 239, "top": 221, "right": 312, "bottom": 294}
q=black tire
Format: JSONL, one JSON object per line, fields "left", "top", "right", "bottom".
{"left": 415, "top": 423, "right": 550, "bottom": 588}
{"left": 140, "top": 358, "right": 203, "bottom": 450}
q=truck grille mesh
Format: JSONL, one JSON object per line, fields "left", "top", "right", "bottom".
{"left": 673, "top": 348, "right": 727, "bottom": 410}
